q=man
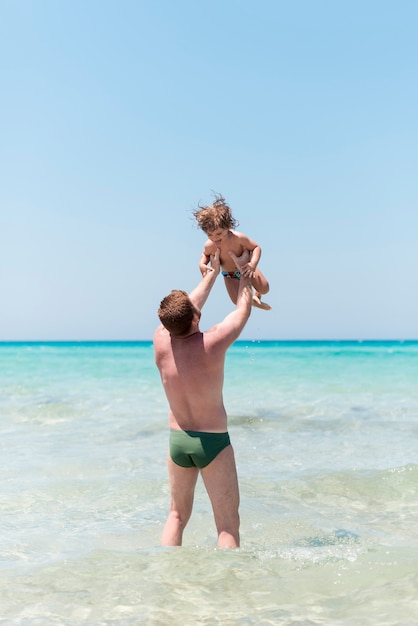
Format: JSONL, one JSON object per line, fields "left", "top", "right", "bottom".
{"left": 154, "top": 248, "right": 253, "bottom": 548}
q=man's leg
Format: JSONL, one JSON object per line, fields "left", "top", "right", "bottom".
{"left": 161, "top": 455, "right": 199, "bottom": 546}
{"left": 201, "top": 445, "right": 240, "bottom": 548}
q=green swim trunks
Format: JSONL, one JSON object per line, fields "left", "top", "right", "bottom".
{"left": 169, "top": 429, "right": 231, "bottom": 469}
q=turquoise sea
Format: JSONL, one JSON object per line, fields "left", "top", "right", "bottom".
{"left": 1, "top": 340, "right": 417, "bottom": 625}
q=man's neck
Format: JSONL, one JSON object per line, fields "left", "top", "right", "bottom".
{"left": 172, "top": 323, "right": 200, "bottom": 339}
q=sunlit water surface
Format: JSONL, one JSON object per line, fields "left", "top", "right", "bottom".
{"left": 1, "top": 341, "right": 417, "bottom": 625}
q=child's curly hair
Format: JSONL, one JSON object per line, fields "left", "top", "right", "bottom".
{"left": 193, "top": 193, "right": 239, "bottom": 233}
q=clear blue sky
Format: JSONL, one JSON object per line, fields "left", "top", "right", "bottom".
{"left": 1, "top": 0, "right": 417, "bottom": 340}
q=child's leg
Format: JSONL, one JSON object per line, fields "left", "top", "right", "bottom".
{"left": 251, "top": 269, "right": 269, "bottom": 295}
{"left": 224, "top": 277, "right": 240, "bottom": 304}
{"left": 251, "top": 269, "right": 272, "bottom": 310}
{"left": 224, "top": 273, "right": 272, "bottom": 310}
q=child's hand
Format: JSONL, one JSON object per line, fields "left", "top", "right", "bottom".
{"left": 240, "top": 262, "right": 255, "bottom": 278}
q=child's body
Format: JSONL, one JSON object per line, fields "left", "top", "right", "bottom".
{"left": 193, "top": 194, "right": 271, "bottom": 310}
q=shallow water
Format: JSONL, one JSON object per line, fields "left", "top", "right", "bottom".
{"left": 1, "top": 341, "right": 417, "bottom": 624}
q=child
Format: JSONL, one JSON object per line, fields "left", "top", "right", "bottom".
{"left": 193, "top": 193, "right": 271, "bottom": 310}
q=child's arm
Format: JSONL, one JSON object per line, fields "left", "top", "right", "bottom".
{"left": 198, "top": 241, "right": 216, "bottom": 276}
{"left": 235, "top": 233, "right": 262, "bottom": 278}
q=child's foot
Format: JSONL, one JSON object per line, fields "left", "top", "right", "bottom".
{"left": 252, "top": 293, "right": 272, "bottom": 310}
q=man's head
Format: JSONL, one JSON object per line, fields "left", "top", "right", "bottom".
{"left": 158, "top": 290, "right": 200, "bottom": 336}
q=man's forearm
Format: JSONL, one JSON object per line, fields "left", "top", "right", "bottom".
{"left": 219, "top": 273, "right": 252, "bottom": 338}
{"left": 189, "top": 269, "right": 218, "bottom": 310}
{"left": 236, "top": 275, "right": 253, "bottom": 314}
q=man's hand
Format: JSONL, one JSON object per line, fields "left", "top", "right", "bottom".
{"left": 204, "top": 248, "right": 220, "bottom": 275}
{"left": 229, "top": 249, "right": 251, "bottom": 276}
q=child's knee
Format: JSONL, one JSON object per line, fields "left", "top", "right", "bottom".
{"left": 253, "top": 279, "right": 269, "bottom": 294}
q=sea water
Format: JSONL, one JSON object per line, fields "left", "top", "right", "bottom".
{"left": 1, "top": 341, "right": 417, "bottom": 625}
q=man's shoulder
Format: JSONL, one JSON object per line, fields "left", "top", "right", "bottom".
{"left": 153, "top": 326, "right": 172, "bottom": 363}
{"left": 153, "top": 325, "right": 168, "bottom": 344}
{"left": 203, "top": 324, "right": 234, "bottom": 348}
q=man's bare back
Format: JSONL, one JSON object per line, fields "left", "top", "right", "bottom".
{"left": 154, "top": 325, "right": 229, "bottom": 432}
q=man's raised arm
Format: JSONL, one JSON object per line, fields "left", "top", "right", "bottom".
{"left": 212, "top": 250, "right": 253, "bottom": 344}
{"left": 188, "top": 248, "right": 220, "bottom": 310}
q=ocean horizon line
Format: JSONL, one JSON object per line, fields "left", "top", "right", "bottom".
{"left": 1, "top": 339, "right": 417, "bottom": 346}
